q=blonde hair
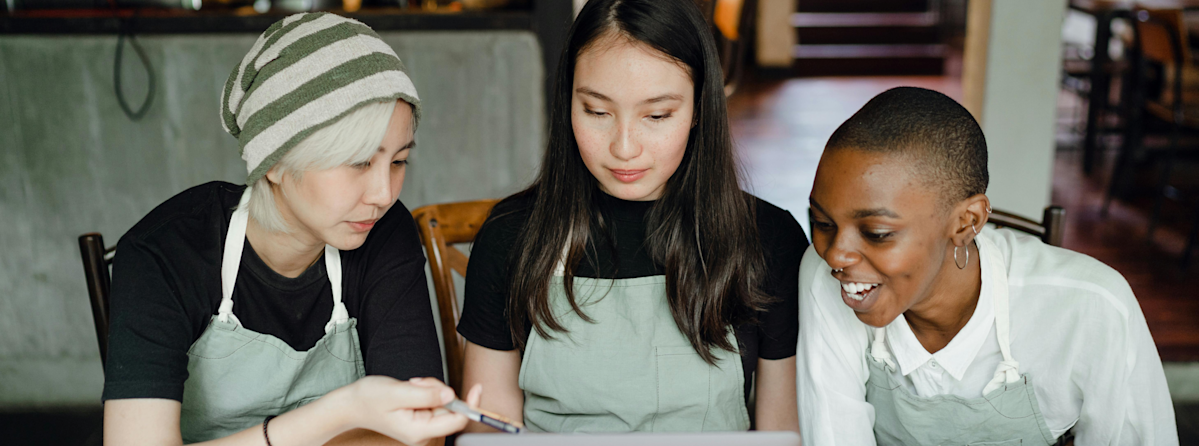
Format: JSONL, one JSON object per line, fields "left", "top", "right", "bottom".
{"left": 246, "top": 100, "right": 400, "bottom": 233}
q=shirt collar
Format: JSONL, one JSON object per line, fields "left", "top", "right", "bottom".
{"left": 885, "top": 237, "right": 996, "bottom": 381}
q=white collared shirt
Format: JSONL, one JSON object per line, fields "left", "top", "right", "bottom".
{"left": 796, "top": 228, "right": 1178, "bottom": 446}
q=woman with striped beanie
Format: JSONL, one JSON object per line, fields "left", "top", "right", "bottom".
{"left": 101, "top": 13, "right": 478, "bottom": 446}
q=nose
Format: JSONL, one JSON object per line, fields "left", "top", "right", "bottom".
{"left": 822, "top": 231, "right": 862, "bottom": 272}
{"left": 362, "top": 163, "right": 395, "bottom": 207}
{"left": 609, "top": 119, "right": 641, "bottom": 162}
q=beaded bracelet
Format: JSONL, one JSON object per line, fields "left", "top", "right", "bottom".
{"left": 263, "top": 415, "right": 277, "bottom": 446}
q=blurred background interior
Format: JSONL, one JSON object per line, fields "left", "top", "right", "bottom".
{"left": 4, "top": 0, "right": 1199, "bottom": 444}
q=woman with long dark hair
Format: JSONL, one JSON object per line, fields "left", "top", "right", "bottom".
{"left": 456, "top": 0, "right": 806, "bottom": 433}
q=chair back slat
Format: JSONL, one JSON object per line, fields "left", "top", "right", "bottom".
{"left": 78, "top": 233, "right": 113, "bottom": 371}
{"left": 412, "top": 199, "right": 499, "bottom": 394}
{"left": 989, "top": 206, "right": 1066, "bottom": 247}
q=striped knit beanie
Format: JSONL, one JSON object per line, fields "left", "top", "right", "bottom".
{"left": 221, "top": 12, "right": 421, "bottom": 184}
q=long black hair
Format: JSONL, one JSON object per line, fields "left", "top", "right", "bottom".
{"left": 502, "top": 0, "right": 768, "bottom": 364}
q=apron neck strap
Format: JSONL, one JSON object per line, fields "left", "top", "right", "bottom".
{"left": 981, "top": 232, "right": 1020, "bottom": 394}
{"left": 218, "top": 186, "right": 349, "bottom": 333}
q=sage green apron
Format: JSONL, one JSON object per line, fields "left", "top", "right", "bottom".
{"left": 865, "top": 234, "right": 1057, "bottom": 446}
{"left": 179, "top": 187, "right": 365, "bottom": 444}
{"left": 518, "top": 273, "right": 750, "bottom": 433}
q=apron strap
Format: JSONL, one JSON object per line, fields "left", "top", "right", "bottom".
{"left": 218, "top": 186, "right": 348, "bottom": 333}
{"left": 323, "top": 244, "right": 349, "bottom": 334}
{"left": 552, "top": 231, "right": 572, "bottom": 277}
{"left": 871, "top": 327, "right": 898, "bottom": 370}
{"left": 981, "top": 231, "right": 1020, "bottom": 394}
{"left": 217, "top": 188, "right": 254, "bottom": 325}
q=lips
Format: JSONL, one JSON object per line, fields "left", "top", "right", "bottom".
{"left": 609, "top": 168, "right": 648, "bottom": 183}
{"left": 347, "top": 219, "right": 377, "bottom": 232}
{"left": 840, "top": 281, "right": 882, "bottom": 312}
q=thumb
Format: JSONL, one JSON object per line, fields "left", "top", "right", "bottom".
{"left": 390, "top": 382, "right": 455, "bottom": 409}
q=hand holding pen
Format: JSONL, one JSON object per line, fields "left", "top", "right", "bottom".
{"left": 342, "top": 376, "right": 484, "bottom": 446}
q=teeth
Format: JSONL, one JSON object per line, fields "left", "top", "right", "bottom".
{"left": 841, "top": 282, "right": 879, "bottom": 295}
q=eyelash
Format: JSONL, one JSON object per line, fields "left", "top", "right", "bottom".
{"left": 352, "top": 160, "right": 409, "bottom": 169}
{"left": 583, "top": 109, "right": 673, "bottom": 122}
{"left": 811, "top": 219, "right": 895, "bottom": 243}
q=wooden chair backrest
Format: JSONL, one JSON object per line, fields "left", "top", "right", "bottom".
{"left": 989, "top": 206, "right": 1066, "bottom": 247}
{"left": 78, "top": 233, "right": 115, "bottom": 371}
{"left": 411, "top": 199, "right": 499, "bottom": 393}
{"left": 714, "top": 0, "right": 746, "bottom": 41}
{"left": 1135, "top": 7, "right": 1189, "bottom": 66}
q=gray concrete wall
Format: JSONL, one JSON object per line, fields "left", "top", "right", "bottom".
{"left": 0, "top": 31, "right": 545, "bottom": 408}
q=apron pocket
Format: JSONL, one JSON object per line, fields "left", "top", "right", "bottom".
{"left": 653, "top": 345, "right": 710, "bottom": 432}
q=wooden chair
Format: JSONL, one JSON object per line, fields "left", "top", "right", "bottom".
{"left": 1106, "top": 7, "right": 1199, "bottom": 264}
{"left": 989, "top": 206, "right": 1067, "bottom": 247}
{"left": 411, "top": 199, "right": 499, "bottom": 394}
{"left": 695, "top": 0, "right": 758, "bottom": 97}
{"left": 78, "top": 233, "right": 115, "bottom": 371}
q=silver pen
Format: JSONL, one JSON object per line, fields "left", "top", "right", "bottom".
{"left": 443, "top": 399, "right": 524, "bottom": 434}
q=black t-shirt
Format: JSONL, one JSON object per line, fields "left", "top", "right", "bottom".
{"left": 456, "top": 191, "right": 807, "bottom": 403}
{"left": 102, "top": 181, "right": 443, "bottom": 402}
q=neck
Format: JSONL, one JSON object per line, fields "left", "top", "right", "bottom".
{"left": 903, "top": 240, "right": 982, "bottom": 354}
{"left": 245, "top": 215, "right": 324, "bottom": 279}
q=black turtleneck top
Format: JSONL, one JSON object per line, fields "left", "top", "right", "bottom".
{"left": 457, "top": 191, "right": 807, "bottom": 403}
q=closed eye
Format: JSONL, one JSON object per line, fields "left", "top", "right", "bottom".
{"left": 861, "top": 230, "right": 894, "bottom": 242}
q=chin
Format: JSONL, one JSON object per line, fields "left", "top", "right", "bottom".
{"left": 854, "top": 312, "right": 898, "bottom": 329}
{"left": 327, "top": 233, "right": 369, "bottom": 251}
{"left": 603, "top": 184, "right": 658, "bottom": 201}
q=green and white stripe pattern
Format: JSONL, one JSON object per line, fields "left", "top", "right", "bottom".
{"left": 221, "top": 12, "right": 421, "bottom": 184}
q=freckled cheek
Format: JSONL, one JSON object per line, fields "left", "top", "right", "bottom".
{"left": 647, "top": 124, "right": 690, "bottom": 172}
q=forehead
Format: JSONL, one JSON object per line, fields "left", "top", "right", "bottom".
{"left": 811, "top": 148, "right": 938, "bottom": 218}
{"left": 573, "top": 36, "right": 693, "bottom": 101}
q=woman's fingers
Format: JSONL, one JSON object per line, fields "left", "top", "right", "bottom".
{"left": 466, "top": 384, "right": 482, "bottom": 407}
{"left": 391, "top": 380, "right": 455, "bottom": 409}
{"left": 417, "top": 408, "right": 471, "bottom": 436}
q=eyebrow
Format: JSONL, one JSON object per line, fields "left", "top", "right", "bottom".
{"left": 575, "top": 87, "right": 684, "bottom": 105}
{"left": 809, "top": 199, "right": 900, "bottom": 219}
{"left": 380, "top": 140, "right": 416, "bottom": 153}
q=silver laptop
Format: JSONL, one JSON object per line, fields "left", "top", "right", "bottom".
{"left": 457, "top": 432, "right": 801, "bottom": 446}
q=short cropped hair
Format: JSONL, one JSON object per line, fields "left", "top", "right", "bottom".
{"left": 246, "top": 100, "right": 402, "bottom": 233}
{"left": 825, "top": 87, "right": 988, "bottom": 206}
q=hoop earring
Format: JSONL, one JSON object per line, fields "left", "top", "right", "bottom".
{"left": 971, "top": 224, "right": 979, "bottom": 235}
{"left": 954, "top": 244, "right": 970, "bottom": 269}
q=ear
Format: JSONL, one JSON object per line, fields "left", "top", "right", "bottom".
{"left": 265, "top": 165, "right": 283, "bottom": 185}
{"left": 950, "top": 194, "right": 991, "bottom": 248}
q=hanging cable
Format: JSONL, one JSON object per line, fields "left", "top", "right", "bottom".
{"left": 113, "top": 13, "right": 155, "bottom": 121}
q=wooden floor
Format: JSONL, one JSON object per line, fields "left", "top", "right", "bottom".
{"left": 728, "top": 73, "right": 1199, "bottom": 361}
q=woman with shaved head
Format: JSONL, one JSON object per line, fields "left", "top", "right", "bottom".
{"left": 796, "top": 87, "right": 1177, "bottom": 445}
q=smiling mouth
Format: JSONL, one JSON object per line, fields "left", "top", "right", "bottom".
{"left": 609, "top": 168, "right": 648, "bottom": 183}
{"left": 840, "top": 281, "right": 882, "bottom": 311}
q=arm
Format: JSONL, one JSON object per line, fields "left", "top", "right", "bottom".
{"left": 461, "top": 341, "right": 524, "bottom": 433}
{"left": 105, "top": 376, "right": 477, "bottom": 446}
{"left": 795, "top": 247, "right": 875, "bottom": 446}
{"left": 1070, "top": 281, "right": 1178, "bottom": 445}
{"left": 754, "top": 356, "right": 798, "bottom": 432}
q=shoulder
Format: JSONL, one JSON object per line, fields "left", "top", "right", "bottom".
{"left": 748, "top": 194, "right": 807, "bottom": 247}
{"left": 472, "top": 191, "right": 536, "bottom": 249}
{"left": 482, "top": 191, "right": 536, "bottom": 231}
{"left": 989, "top": 228, "right": 1137, "bottom": 327}
{"left": 118, "top": 181, "right": 242, "bottom": 253}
